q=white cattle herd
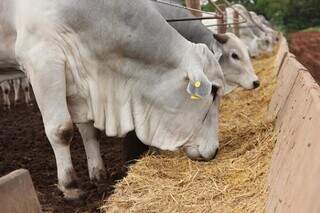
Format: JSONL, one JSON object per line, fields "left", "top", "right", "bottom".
{"left": 0, "top": 77, "right": 32, "bottom": 109}
{"left": 0, "top": 0, "right": 278, "bottom": 200}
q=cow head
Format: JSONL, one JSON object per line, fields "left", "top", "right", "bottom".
{"left": 266, "top": 28, "right": 280, "bottom": 45}
{"left": 255, "top": 14, "right": 279, "bottom": 44}
{"left": 238, "top": 30, "right": 261, "bottom": 58}
{"left": 213, "top": 33, "right": 259, "bottom": 93}
{"left": 257, "top": 33, "right": 273, "bottom": 53}
{"left": 135, "top": 43, "right": 224, "bottom": 161}
{"left": 181, "top": 43, "right": 224, "bottom": 160}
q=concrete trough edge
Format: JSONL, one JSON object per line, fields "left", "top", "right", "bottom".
{"left": 0, "top": 169, "right": 42, "bottom": 213}
{"left": 266, "top": 37, "right": 320, "bottom": 213}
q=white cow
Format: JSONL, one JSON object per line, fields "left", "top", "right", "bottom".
{"left": 202, "top": 12, "right": 262, "bottom": 57}
{"left": 249, "top": 11, "right": 279, "bottom": 44}
{"left": 154, "top": 3, "right": 260, "bottom": 93}
{"left": 216, "top": 33, "right": 260, "bottom": 92}
{"left": 121, "top": 2, "right": 260, "bottom": 163}
{"left": 230, "top": 4, "right": 274, "bottom": 54}
{"left": 1, "top": 0, "right": 225, "bottom": 199}
{"left": 0, "top": 81, "right": 11, "bottom": 109}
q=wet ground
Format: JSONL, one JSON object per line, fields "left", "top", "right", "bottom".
{"left": 0, "top": 93, "right": 134, "bottom": 212}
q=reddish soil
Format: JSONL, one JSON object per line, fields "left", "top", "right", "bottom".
{"left": 0, "top": 92, "right": 136, "bottom": 212}
{"left": 289, "top": 31, "right": 320, "bottom": 84}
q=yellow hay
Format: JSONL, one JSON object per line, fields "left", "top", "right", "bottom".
{"left": 102, "top": 51, "right": 278, "bottom": 213}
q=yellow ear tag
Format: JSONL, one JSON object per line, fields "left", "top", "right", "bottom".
{"left": 194, "top": 81, "right": 201, "bottom": 88}
{"left": 191, "top": 95, "right": 201, "bottom": 100}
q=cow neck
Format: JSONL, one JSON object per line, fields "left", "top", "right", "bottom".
{"left": 156, "top": 1, "right": 213, "bottom": 49}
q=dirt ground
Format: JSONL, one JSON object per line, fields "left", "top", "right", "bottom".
{"left": 290, "top": 31, "right": 320, "bottom": 84}
{"left": 0, "top": 92, "right": 134, "bottom": 212}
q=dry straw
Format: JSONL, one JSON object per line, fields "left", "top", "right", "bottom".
{"left": 103, "top": 50, "right": 278, "bottom": 213}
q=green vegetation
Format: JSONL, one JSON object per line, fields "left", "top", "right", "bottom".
{"left": 201, "top": 0, "right": 228, "bottom": 12}
{"left": 303, "top": 27, "right": 320, "bottom": 32}
{"left": 201, "top": 3, "right": 216, "bottom": 12}
{"left": 199, "top": 0, "right": 320, "bottom": 33}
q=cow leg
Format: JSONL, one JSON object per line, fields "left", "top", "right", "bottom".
{"left": 77, "top": 122, "right": 106, "bottom": 182}
{"left": 13, "top": 79, "right": 21, "bottom": 105}
{"left": 21, "top": 78, "right": 32, "bottom": 105}
{"left": 24, "top": 85, "right": 32, "bottom": 105}
{"left": 3, "top": 88, "right": 11, "bottom": 110}
{"left": 2, "top": 92, "right": 7, "bottom": 109}
{"left": 30, "top": 68, "right": 82, "bottom": 200}
{"left": 6, "top": 92, "right": 11, "bottom": 110}
{"left": 17, "top": 43, "right": 83, "bottom": 200}
{"left": 1, "top": 92, "right": 4, "bottom": 108}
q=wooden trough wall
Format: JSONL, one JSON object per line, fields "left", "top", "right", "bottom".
{"left": 266, "top": 37, "right": 320, "bottom": 213}
{"left": 0, "top": 169, "right": 42, "bottom": 213}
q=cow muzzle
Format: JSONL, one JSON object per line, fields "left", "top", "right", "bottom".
{"left": 253, "top": 80, "right": 260, "bottom": 89}
{"left": 184, "top": 146, "right": 219, "bottom": 161}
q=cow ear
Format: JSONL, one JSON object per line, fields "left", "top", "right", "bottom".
{"left": 210, "top": 40, "right": 223, "bottom": 60}
{"left": 213, "top": 34, "right": 229, "bottom": 44}
{"left": 186, "top": 71, "right": 212, "bottom": 100}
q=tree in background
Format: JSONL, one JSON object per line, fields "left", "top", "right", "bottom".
{"left": 284, "top": 0, "right": 320, "bottom": 31}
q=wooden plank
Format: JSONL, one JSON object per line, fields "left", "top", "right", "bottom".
{"left": 267, "top": 38, "right": 320, "bottom": 213}
{"left": 0, "top": 169, "right": 42, "bottom": 213}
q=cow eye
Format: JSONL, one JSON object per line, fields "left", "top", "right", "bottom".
{"left": 231, "top": 53, "right": 240, "bottom": 60}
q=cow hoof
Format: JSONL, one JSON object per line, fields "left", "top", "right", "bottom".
{"left": 90, "top": 168, "right": 107, "bottom": 183}
{"left": 63, "top": 188, "right": 86, "bottom": 201}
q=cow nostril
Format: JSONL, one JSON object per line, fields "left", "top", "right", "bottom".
{"left": 253, "top": 80, "right": 260, "bottom": 89}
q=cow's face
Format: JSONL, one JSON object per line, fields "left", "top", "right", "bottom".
{"left": 213, "top": 33, "right": 259, "bottom": 91}
{"left": 183, "top": 96, "right": 221, "bottom": 161}
{"left": 257, "top": 34, "right": 273, "bottom": 53}
{"left": 135, "top": 43, "right": 224, "bottom": 161}
{"left": 239, "top": 30, "right": 260, "bottom": 58}
{"left": 267, "top": 29, "right": 280, "bottom": 45}
{"left": 181, "top": 44, "right": 224, "bottom": 161}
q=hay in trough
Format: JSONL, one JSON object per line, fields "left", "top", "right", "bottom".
{"left": 102, "top": 52, "right": 278, "bottom": 213}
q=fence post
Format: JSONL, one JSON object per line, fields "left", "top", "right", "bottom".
{"left": 185, "top": 0, "right": 202, "bottom": 17}
{"left": 217, "top": 5, "right": 226, "bottom": 34}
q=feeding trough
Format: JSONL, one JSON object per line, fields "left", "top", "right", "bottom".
{"left": 102, "top": 36, "right": 320, "bottom": 212}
